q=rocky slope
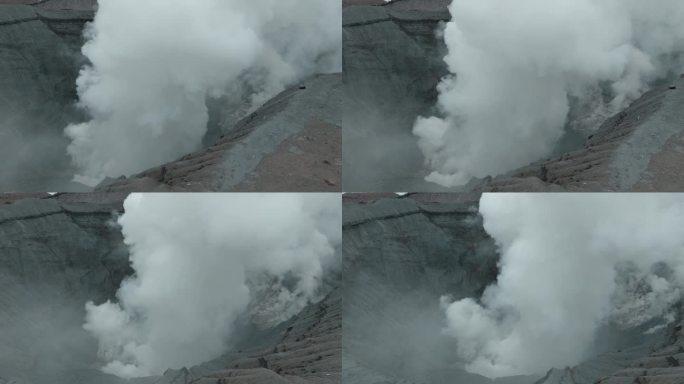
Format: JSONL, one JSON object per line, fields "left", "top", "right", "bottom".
{"left": 0, "top": 193, "right": 341, "bottom": 384}
{"left": 343, "top": 193, "right": 684, "bottom": 384}
{"left": 344, "top": 0, "right": 684, "bottom": 192}
{"left": 592, "top": 316, "right": 684, "bottom": 384}
{"left": 0, "top": 0, "right": 94, "bottom": 191}
{"left": 533, "top": 310, "right": 684, "bottom": 384}
{"left": 343, "top": 0, "right": 384, "bottom": 8}
{"left": 98, "top": 73, "right": 342, "bottom": 193}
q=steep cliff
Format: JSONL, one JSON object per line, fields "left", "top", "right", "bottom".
{"left": 0, "top": 193, "right": 131, "bottom": 384}
{"left": 342, "top": 1, "right": 450, "bottom": 191}
{"left": 343, "top": 193, "right": 536, "bottom": 384}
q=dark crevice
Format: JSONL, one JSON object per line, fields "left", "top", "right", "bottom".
{"left": 0, "top": 17, "right": 40, "bottom": 27}
{"left": 343, "top": 209, "right": 423, "bottom": 228}
{"left": 344, "top": 207, "right": 473, "bottom": 228}
{"left": 344, "top": 17, "right": 393, "bottom": 28}
{"left": 0, "top": 208, "right": 116, "bottom": 228}
{"left": 0, "top": 210, "right": 65, "bottom": 227}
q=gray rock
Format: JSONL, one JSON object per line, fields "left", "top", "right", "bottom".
{"left": 342, "top": 2, "right": 450, "bottom": 191}
{"left": 479, "top": 76, "right": 684, "bottom": 192}
{"left": 342, "top": 193, "right": 513, "bottom": 384}
{"left": 0, "top": 193, "right": 130, "bottom": 384}
{"left": 0, "top": 3, "right": 92, "bottom": 191}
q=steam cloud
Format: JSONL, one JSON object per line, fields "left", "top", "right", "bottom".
{"left": 442, "top": 193, "right": 684, "bottom": 378}
{"left": 66, "top": 0, "right": 341, "bottom": 186}
{"left": 83, "top": 193, "right": 341, "bottom": 378}
{"left": 414, "top": 1, "right": 684, "bottom": 187}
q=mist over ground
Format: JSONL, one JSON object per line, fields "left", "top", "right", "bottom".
{"left": 66, "top": 0, "right": 342, "bottom": 186}
{"left": 0, "top": 2, "right": 89, "bottom": 191}
{"left": 414, "top": 0, "right": 684, "bottom": 187}
{"left": 342, "top": 195, "right": 536, "bottom": 384}
{"left": 342, "top": 2, "right": 450, "bottom": 191}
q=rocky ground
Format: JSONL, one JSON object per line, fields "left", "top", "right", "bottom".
{"left": 343, "top": 193, "right": 684, "bottom": 384}
{"left": 592, "top": 319, "right": 684, "bottom": 384}
{"left": 155, "top": 288, "right": 341, "bottom": 384}
{"left": 343, "top": 0, "right": 384, "bottom": 7}
{"left": 0, "top": 193, "right": 341, "bottom": 384}
{"left": 99, "top": 74, "right": 342, "bottom": 193}
{"left": 343, "top": 0, "right": 684, "bottom": 192}
{"left": 0, "top": 0, "right": 341, "bottom": 192}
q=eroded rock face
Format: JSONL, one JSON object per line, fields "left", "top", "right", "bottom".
{"left": 0, "top": 1, "right": 94, "bottom": 191}
{"left": 342, "top": 193, "right": 508, "bottom": 384}
{"left": 342, "top": 1, "right": 450, "bottom": 191}
{"left": 0, "top": 193, "right": 130, "bottom": 384}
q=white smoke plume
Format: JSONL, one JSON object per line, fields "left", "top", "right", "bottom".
{"left": 83, "top": 193, "right": 341, "bottom": 378}
{"left": 414, "top": 0, "right": 684, "bottom": 187}
{"left": 66, "top": 0, "right": 342, "bottom": 186}
{"left": 442, "top": 193, "right": 684, "bottom": 378}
